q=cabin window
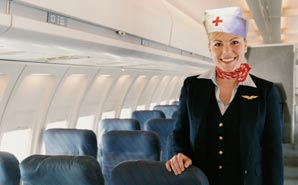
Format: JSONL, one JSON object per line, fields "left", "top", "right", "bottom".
{"left": 0, "top": 74, "right": 9, "bottom": 102}
{"left": 40, "top": 142, "right": 46, "bottom": 155}
{"left": 170, "top": 99, "right": 178, "bottom": 104}
{"left": 120, "top": 108, "right": 132, "bottom": 118}
{"left": 46, "top": 120, "right": 67, "bottom": 129}
{"left": 101, "top": 111, "right": 115, "bottom": 119}
{"left": 160, "top": 100, "right": 167, "bottom": 105}
{"left": 0, "top": 128, "right": 31, "bottom": 161}
{"left": 149, "top": 103, "right": 157, "bottom": 110}
{"left": 76, "top": 115, "right": 94, "bottom": 130}
{"left": 136, "top": 105, "right": 146, "bottom": 110}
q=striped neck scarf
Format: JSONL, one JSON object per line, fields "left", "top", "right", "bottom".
{"left": 215, "top": 63, "right": 251, "bottom": 82}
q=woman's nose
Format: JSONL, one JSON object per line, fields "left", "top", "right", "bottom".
{"left": 222, "top": 44, "right": 232, "bottom": 53}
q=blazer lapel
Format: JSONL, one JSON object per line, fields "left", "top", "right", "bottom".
{"left": 238, "top": 85, "right": 260, "bottom": 170}
{"left": 181, "top": 78, "right": 213, "bottom": 168}
{"left": 190, "top": 79, "right": 214, "bottom": 124}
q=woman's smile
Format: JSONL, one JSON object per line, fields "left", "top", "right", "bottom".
{"left": 220, "top": 57, "right": 236, "bottom": 63}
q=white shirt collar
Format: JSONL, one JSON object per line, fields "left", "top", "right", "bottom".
{"left": 197, "top": 67, "right": 256, "bottom": 88}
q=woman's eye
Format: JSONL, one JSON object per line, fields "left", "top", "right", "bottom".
{"left": 214, "top": 42, "right": 222, "bottom": 47}
{"left": 231, "top": 40, "right": 240, "bottom": 45}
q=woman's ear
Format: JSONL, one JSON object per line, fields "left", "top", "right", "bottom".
{"left": 208, "top": 42, "right": 211, "bottom": 53}
{"left": 243, "top": 38, "right": 248, "bottom": 53}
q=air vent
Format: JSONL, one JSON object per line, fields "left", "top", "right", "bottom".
{"left": 45, "top": 55, "right": 91, "bottom": 62}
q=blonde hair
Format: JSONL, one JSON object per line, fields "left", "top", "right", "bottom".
{"left": 208, "top": 32, "right": 225, "bottom": 41}
{"left": 207, "top": 32, "right": 246, "bottom": 42}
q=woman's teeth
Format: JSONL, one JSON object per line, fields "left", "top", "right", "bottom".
{"left": 221, "top": 58, "right": 235, "bottom": 62}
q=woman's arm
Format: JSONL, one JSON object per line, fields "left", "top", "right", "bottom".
{"left": 262, "top": 84, "right": 284, "bottom": 185}
{"left": 166, "top": 78, "right": 193, "bottom": 175}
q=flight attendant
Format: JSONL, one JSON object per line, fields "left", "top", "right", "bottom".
{"left": 165, "top": 6, "right": 284, "bottom": 185}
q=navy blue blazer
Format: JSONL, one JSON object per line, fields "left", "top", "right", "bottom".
{"left": 171, "top": 74, "right": 284, "bottom": 185}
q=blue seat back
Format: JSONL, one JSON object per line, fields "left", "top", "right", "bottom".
{"left": 171, "top": 110, "right": 178, "bottom": 120}
{"left": 102, "top": 130, "right": 161, "bottom": 184}
{"left": 111, "top": 160, "right": 209, "bottom": 185}
{"left": 144, "top": 118, "right": 175, "bottom": 161}
{"left": 0, "top": 151, "right": 20, "bottom": 185}
{"left": 98, "top": 118, "right": 140, "bottom": 142}
{"left": 20, "top": 155, "right": 104, "bottom": 185}
{"left": 97, "top": 118, "right": 140, "bottom": 164}
{"left": 153, "top": 105, "right": 179, "bottom": 118}
{"left": 131, "top": 110, "right": 165, "bottom": 129}
{"left": 43, "top": 128, "right": 97, "bottom": 158}
{"left": 170, "top": 100, "right": 179, "bottom": 106}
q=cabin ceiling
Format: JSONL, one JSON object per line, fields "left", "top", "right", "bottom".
{"left": 166, "top": 0, "right": 298, "bottom": 45}
{"left": 0, "top": 0, "right": 297, "bottom": 75}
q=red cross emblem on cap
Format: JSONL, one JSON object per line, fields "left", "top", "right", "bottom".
{"left": 212, "top": 16, "right": 223, "bottom": 26}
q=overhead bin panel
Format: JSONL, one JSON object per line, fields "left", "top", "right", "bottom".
{"left": 164, "top": 2, "right": 210, "bottom": 57}
{"left": 0, "top": 14, "right": 11, "bottom": 34}
{"left": 14, "top": 0, "right": 172, "bottom": 45}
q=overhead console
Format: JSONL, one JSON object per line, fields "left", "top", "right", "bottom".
{"left": 12, "top": 0, "right": 172, "bottom": 45}
{"left": 164, "top": 2, "right": 209, "bottom": 56}
{"left": 0, "top": 13, "right": 11, "bottom": 34}
{"left": 0, "top": 0, "right": 212, "bottom": 69}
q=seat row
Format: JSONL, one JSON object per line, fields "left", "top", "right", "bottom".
{"left": 44, "top": 119, "right": 174, "bottom": 184}
{"left": 0, "top": 151, "right": 209, "bottom": 185}
{"left": 0, "top": 105, "right": 182, "bottom": 184}
{"left": 131, "top": 107, "right": 178, "bottom": 129}
{"left": 98, "top": 118, "right": 175, "bottom": 162}
{"left": 44, "top": 117, "right": 175, "bottom": 161}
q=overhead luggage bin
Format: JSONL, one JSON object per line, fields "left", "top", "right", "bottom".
{"left": 0, "top": 0, "right": 213, "bottom": 71}
{"left": 12, "top": 0, "right": 172, "bottom": 45}
{"left": 163, "top": 1, "right": 210, "bottom": 57}
{"left": 0, "top": 13, "right": 11, "bottom": 35}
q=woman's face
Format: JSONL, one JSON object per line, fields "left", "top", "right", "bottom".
{"left": 208, "top": 32, "right": 247, "bottom": 72}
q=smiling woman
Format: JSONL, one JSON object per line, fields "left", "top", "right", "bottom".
{"left": 166, "top": 6, "right": 284, "bottom": 185}
{"left": 0, "top": 1, "right": 297, "bottom": 185}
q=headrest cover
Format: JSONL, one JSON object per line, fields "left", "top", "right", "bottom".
{"left": 204, "top": 6, "right": 248, "bottom": 38}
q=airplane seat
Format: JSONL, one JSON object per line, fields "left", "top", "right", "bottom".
{"left": 131, "top": 110, "right": 165, "bottom": 130}
{"left": 101, "top": 130, "right": 161, "bottom": 184}
{"left": 0, "top": 151, "right": 20, "bottom": 185}
{"left": 171, "top": 110, "right": 178, "bottom": 120}
{"left": 170, "top": 100, "right": 179, "bottom": 106}
{"left": 111, "top": 160, "right": 209, "bottom": 185}
{"left": 153, "top": 105, "right": 179, "bottom": 118}
{"left": 273, "top": 82, "right": 288, "bottom": 140}
{"left": 20, "top": 155, "right": 104, "bottom": 185}
{"left": 43, "top": 128, "right": 97, "bottom": 158}
{"left": 97, "top": 118, "right": 140, "bottom": 164}
{"left": 144, "top": 118, "right": 175, "bottom": 161}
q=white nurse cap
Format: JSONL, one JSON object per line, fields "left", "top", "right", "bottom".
{"left": 204, "top": 7, "right": 249, "bottom": 38}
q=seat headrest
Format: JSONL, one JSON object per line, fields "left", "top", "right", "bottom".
{"left": 111, "top": 160, "right": 209, "bottom": 185}
{"left": 144, "top": 118, "right": 175, "bottom": 136}
{"left": 20, "top": 155, "right": 104, "bottom": 185}
{"left": 153, "top": 105, "right": 179, "bottom": 118}
{"left": 102, "top": 130, "right": 160, "bottom": 154}
{"left": 0, "top": 151, "right": 20, "bottom": 185}
{"left": 98, "top": 119, "right": 140, "bottom": 137}
{"left": 43, "top": 129, "right": 97, "bottom": 157}
{"left": 131, "top": 110, "right": 165, "bottom": 129}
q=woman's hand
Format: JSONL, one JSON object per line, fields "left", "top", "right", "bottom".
{"left": 165, "top": 153, "right": 192, "bottom": 175}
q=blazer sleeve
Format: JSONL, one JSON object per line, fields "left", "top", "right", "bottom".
{"left": 170, "top": 78, "right": 192, "bottom": 158}
{"left": 262, "top": 84, "right": 284, "bottom": 185}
